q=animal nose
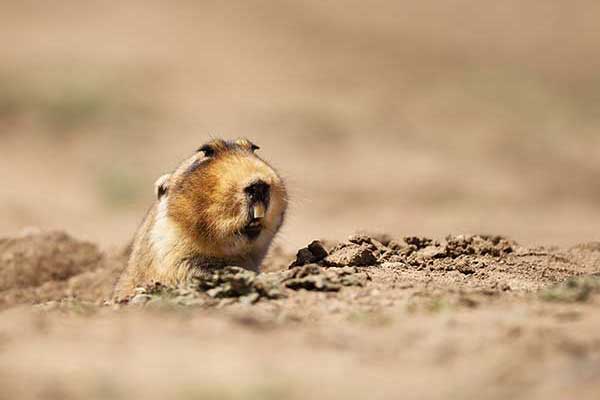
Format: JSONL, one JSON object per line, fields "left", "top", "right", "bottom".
{"left": 245, "top": 181, "right": 270, "bottom": 203}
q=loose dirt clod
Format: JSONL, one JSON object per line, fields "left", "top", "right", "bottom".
{"left": 126, "top": 284, "right": 207, "bottom": 307}
{"left": 195, "top": 266, "right": 287, "bottom": 301}
{"left": 283, "top": 264, "right": 368, "bottom": 291}
{"left": 444, "top": 234, "right": 514, "bottom": 258}
{"left": 4, "top": 228, "right": 600, "bottom": 400}
{"left": 404, "top": 236, "right": 434, "bottom": 250}
{"left": 378, "top": 234, "right": 516, "bottom": 271}
{"left": 2, "top": 230, "right": 599, "bottom": 313}
{"left": 324, "top": 243, "right": 378, "bottom": 267}
{"left": 126, "top": 263, "right": 369, "bottom": 305}
{"left": 290, "top": 240, "right": 329, "bottom": 267}
{"left": 127, "top": 267, "right": 288, "bottom": 306}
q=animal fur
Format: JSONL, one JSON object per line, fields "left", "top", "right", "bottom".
{"left": 114, "top": 138, "right": 288, "bottom": 299}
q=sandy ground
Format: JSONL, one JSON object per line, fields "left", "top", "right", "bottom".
{"left": 1, "top": 230, "right": 600, "bottom": 399}
{"left": 2, "top": 1, "right": 600, "bottom": 399}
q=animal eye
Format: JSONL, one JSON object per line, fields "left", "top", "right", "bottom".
{"left": 157, "top": 185, "right": 168, "bottom": 199}
{"left": 198, "top": 144, "right": 215, "bottom": 157}
{"left": 154, "top": 174, "right": 171, "bottom": 200}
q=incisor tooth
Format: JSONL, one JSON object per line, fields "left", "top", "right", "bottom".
{"left": 253, "top": 203, "right": 266, "bottom": 219}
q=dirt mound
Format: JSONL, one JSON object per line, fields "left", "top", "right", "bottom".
{"left": 0, "top": 229, "right": 124, "bottom": 309}
{"left": 290, "top": 234, "right": 515, "bottom": 269}
{"left": 106, "top": 233, "right": 600, "bottom": 312}
{"left": 0, "top": 229, "right": 101, "bottom": 290}
{"left": 283, "top": 264, "right": 369, "bottom": 292}
{"left": 278, "top": 233, "right": 600, "bottom": 311}
{"left": 125, "top": 264, "right": 369, "bottom": 307}
{"left": 127, "top": 267, "right": 287, "bottom": 307}
{"left": 2, "top": 231, "right": 600, "bottom": 400}
{"left": 3, "top": 231, "right": 600, "bottom": 310}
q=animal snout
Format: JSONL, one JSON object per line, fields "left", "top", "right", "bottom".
{"left": 245, "top": 180, "right": 271, "bottom": 204}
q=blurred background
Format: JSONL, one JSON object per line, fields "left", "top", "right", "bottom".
{"left": 1, "top": 0, "right": 599, "bottom": 250}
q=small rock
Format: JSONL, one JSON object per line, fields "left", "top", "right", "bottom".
{"left": 130, "top": 294, "right": 152, "bottom": 305}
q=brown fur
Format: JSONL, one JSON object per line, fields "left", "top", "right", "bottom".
{"left": 113, "top": 138, "right": 288, "bottom": 300}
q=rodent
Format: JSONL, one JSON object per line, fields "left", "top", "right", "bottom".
{"left": 114, "top": 138, "right": 288, "bottom": 300}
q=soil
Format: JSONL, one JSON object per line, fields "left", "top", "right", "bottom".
{"left": 1, "top": 230, "right": 600, "bottom": 400}
{"left": 2, "top": 1, "right": 600, "bottom": 398}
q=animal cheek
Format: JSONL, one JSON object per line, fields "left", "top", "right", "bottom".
{"left": 221, "top": 190, "right": 245, "bottom": 215}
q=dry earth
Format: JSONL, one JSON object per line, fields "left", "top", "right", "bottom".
{"left": 2, "top": 1, "right": 600, "bottom": 399}
{"left": 1, "top": 230, "right": 600, "bottom": 399}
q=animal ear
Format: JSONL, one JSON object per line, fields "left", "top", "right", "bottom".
{"left": 235, "top": 138, "right": 260, "bottom": 152}
{"left": 197, "top": 144, "right": 216, "bottom": 157}
{"left": 154, "top": 174, "right": 171, "bottom": 200}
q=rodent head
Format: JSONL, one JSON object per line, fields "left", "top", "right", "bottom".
{"left": 156, "top": 138, "right": 288, "bottom": 258}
